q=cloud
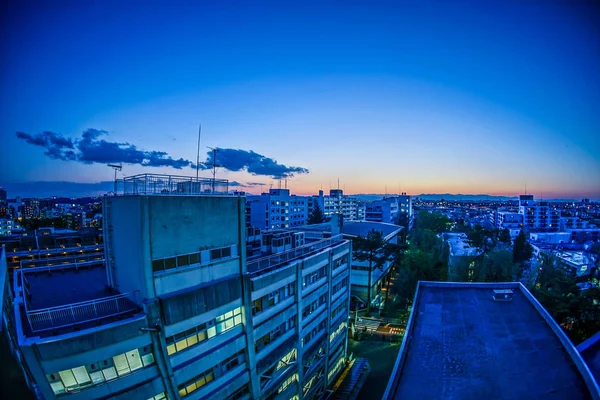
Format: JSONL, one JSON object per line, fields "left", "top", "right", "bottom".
{"left": 17, "top": 129, "right": 193, "bottom": 169}
{"left": 245, "top": 181, "right": 266, "bottom": 186}
{"left": 228, "top": 181, "right": 246, "bottom": 187}
{"left": 16, "top": 129, "right": 310, "bottom": 178}
{"left": 199, "top": 148, "right": 309, "bottom": 179}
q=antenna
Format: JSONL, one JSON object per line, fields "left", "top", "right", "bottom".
{"left": 285, "top": 179, "right": 288, "bottom": 189}
{"left": 196, "top": 124, "right": 202, "bottom": 180}
{"left": 337, "top": 178, "right": 340, "bottom": 190}
{"left": 108, "top": 163, "right": 122, "bottom": 193}
{"left": 207, "top": 146, "right": 219, "bottom": 192}
{"left": 525, "top": 182, "right": 527, "bottom": 195}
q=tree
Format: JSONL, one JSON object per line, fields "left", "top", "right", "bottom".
{"left": 499, "top": 228, "right": 511, "bottom": 244}
{"left": 473, "top": 250, "right": 517, "bottom": 282}
{"left": 513, "top": 230, "right": 533, "bottom": 264}
{"left": 307, "top": 204, "right": 325, "bottom": 224}
{"left": 415, "top": 211, "right": 450, "bottom": 234}
{"left": 352, "top": 229, "right": 396, "bottom": 316}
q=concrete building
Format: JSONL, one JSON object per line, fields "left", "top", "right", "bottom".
{"left": 443, "top": 233, "right": 482, "bottom": 281}
{"left": 308, "top": 190, "right": 362, "bottom": 221}
{"left": 3, "top": 174, "right": 351, "bottom": 400}
{"left": 247, "top": 189, "right": 308, "bottom": 230}
{"left": 383, "top": 282, "right": 600, "bottom": 399}
{"left": 0, "top": 187, "right": 7, "bottom": 202}
{"left": 0, "top": 218, "right": 14, "bottom": 236}
{"left": 365, "top": 197, "right": 399, "bottom": 224}
{"left": 518, "top": 195, "right": 560, "bottom": 231}
{"left": 529, "top": 231, "right": 571, "bottom": 244}
{"left": 0, "top": 227, "right": 104, "bottom": 274}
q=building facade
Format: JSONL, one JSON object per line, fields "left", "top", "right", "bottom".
{"left": 308, "top": 190, "right": 362, "bottom": 221}
{"left": 4, "top": 174, "right": 351, "bottom": 400}
{"left": 248, "top": 189, "right": 309, "bottom": 230}
{"left": 518, "top": 195, "right": 560, "bottom": 231}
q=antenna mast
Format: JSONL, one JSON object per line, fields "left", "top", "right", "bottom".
{"left": 196, "top": 124, "right": 202, "bottom": 180}
{"left": 108, "top": 163, "right": 122, "bottom": 194}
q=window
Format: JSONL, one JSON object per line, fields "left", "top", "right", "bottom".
{"left": 47, "top": 346, "right": 155, "bottom": 395}
{"left": 227, "top": 385, "right": 249, "bottom": 400}
{"left": 278, "top": 373, "right": 298, "bottom": 393}
{"left": 211, "top": 246, "right": 232, "bottom": 261}
{"left": 178, "top": 369, "right": 215, "bottom": 397}
{"left": 147, "top": 392, "right": 168, "bottom": 400}
{"left": 166, "top": 307, "right": 243, "bottom": 356}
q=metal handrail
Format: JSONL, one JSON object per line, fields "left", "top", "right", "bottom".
{"left": 119, "top": 173, "right": 230, "bottom": 196}
{"left": 19, "top": 254, "right": 105, "bottom": 270}
{"left": 26, "top": 290, "right": 139, "bottom": 333}
{"left": 248, "top": 234, "right": 345, "bottom": 274}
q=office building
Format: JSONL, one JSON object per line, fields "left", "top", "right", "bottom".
{"left": 383, "top": 282, "right": 600, "bottom": 399}
{"left": 518, "top": 195, "right": 560, "bottom": 231}
{"left": 247, "top": 189, "right": 308, "bottom": 230}
{"left": 0, "top": 187, "right": 7, "bottom": 202}
{"left": 365, "top": 197, "right": 399, "bottom": 224}
{"left": 3, "top": 174, "right": 351, "bottom": 400}
{"left": 308, "top": 190, "right": 362, "bottom": 221}
{"left": 396, "top": 193, "right": 413, "bottom": 230}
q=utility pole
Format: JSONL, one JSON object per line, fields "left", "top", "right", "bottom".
{"left": 196, "top": 124, "right": 202, "bottom": 180}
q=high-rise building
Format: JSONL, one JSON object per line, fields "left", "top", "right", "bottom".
{"left": 247, "top": 189, "right": 308, "bottom": 230}
{"left": 0, "top": 187, "right": 7, "bottom": 202}
{"left": 3, "top": 174, "right": 352, "bottom": 400}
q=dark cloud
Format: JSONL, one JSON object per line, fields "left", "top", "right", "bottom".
{"left": 199, "top": 148, "right": 309, "bottom": 179}
{"left": 16, "top": 129, "right": 310, "bottom": 178}
{"left": 16, "top": 129, "right": 192, "bottom": 169}
{"left": 228, "top": 181, "right": 246, "bottom": 187}
{"left": 245, "top": 182, "right": 266, "bottom": 186}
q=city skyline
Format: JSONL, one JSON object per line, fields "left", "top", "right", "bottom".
{"left": 1, "top": 1, "right": 599, "bottom": 199}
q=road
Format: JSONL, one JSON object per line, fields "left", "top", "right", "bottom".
{"left": 348, "top": 339, "right": 402, "bottom": 400}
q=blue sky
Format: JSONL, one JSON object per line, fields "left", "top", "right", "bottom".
{"left": 1, "top": 0, "right": 599, "bottom": 198}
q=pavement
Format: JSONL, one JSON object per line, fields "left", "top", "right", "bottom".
{"left": 348, "top": 339, "right": 402, "bottom": 400}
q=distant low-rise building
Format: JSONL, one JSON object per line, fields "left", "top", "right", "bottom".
{"left": 308, "top": 189, "right": 362, "bottom": 221}
{"left": 247, "top": 188, "right": 308, "bottom": 230}
{"left": 0, "top": 218, "right": 13, "bottom": 236}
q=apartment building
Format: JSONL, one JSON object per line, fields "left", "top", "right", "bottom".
{"left": 3, "top": 174, "right": 351, "bottom": 400}
{"left": 248, "top": 189, "right": 309, "bottom": 230}
{"left": 365, "top": 197, "right": 399, "bottom": 224}
{"left": 518, "top": 195, "right": 560, "bottom": 231}
{"left": 308, "top": 190, "right": 362, "bottom": 221}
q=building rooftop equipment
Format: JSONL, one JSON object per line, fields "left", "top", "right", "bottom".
{"left": 383, "top": 282, "right": 600, "bottom": 400}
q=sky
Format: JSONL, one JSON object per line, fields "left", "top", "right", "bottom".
{"left": 1, "top": 0, "right": 599, "bottom": 199}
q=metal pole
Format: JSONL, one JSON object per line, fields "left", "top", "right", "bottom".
{"left": 196, "top": 124, "right": 201, "bottom": 180}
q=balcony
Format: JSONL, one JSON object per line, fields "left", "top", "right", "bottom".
{"left": 248, "top": 235, "right": 344, "bottom": 275}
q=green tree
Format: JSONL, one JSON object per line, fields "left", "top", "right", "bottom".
{"left": 474, "top": 250, "right": 517, "bottom": 282}
{"left": 513, "top": 230, "right": 533, "bottom": 264}
{"left": 499, "top": 228, "right": 511, "bottom": 244}
{"left": 415, "top": 211, "right": 450, "bottom": 233}
{"left": 352, "top": 229, "right": 396, "bottom": 316}
{"left": 307, "top": 204, "right": 325, "bottom": 224}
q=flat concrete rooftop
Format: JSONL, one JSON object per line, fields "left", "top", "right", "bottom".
{"left": 25, "top": 263, "right": 110, "bottom": 309}
{"left": 386, "top": 284, "right": 597, "bottom": 400}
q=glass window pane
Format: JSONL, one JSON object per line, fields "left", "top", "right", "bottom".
{"left": 179, "top": 388, "right": 187, "bottom": 397}
{"left": 206, "top": 371, "right": 214, "bottom": 382}
{"left": 167, "top": 344, "right": 176, "bottom": 355}
{"left": 72, "top": 366, "right": 91, "bottom": 385}
{"left": 142, "top": 353, "right": 155, "bottom": 367}
{"left": 58, "top": 369, "right": 78, "bottom": 389}
{"left": 152, "top": 259, "right": 164, "bottom": 272}
{"left": 165, "top": 257, "right": 176, "bottom": 270}
{"left": 187, "top": 334, "right": 198, "bottom": 347}
{"left": 89, "top": 371, "right": 104, "bottom": 384}
{"left": 113, "top": 354, "right": 130, "bottom": 376}
{"left": 186, "top": 382, "right": 197, "bottom": 393}
{"left": 102, "top": 367, "right": 117, "bottom": 381}
{"left": 176, "top": 339, "right": 188, "bottom": 352}
{"left": 50, "top": 380, "right": 66, "bottom": 394}
{"left": 177, "top": 255, "right": 189, "bottom": 267}
{"left": 197, "top": 331, "right": 207, "bottom": 342}
{"left": 234, "top": 315, "right": 242, "bottom": 326}
{"left": 207, "top": 326, "right": 216, "bottom": 338}
{"left": 197, "top": 377, "right": 206, "bottom": 387}
{"left": 190, "top": 253, "right": 200, "bottom": 264}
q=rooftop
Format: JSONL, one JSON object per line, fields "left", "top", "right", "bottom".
{"left": 384, "top": 282, "right": 599, "bottom": 400}
{"left": 578, "top": 331, "right": 600, "bottom": 384}
{"left": 16, "top": 262, "right": 141, "bottom": 337}
{"left": 117, "top": 173, "right": 229, "bottom": 196}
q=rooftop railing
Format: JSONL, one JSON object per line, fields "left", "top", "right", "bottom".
{"left": 25, "top": 290, "right": 140, "bottom": 333}
{"left": 19, "top": 253, "right": 105, "bottom": 270}
{"left": 248, "top": 234, "right": 345, "bottom": 275}
{"left": 117, "top": 173, "right": 229, "bottom": 196}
